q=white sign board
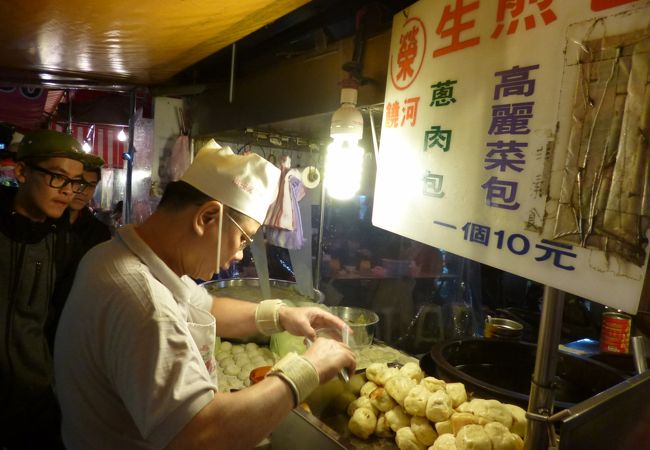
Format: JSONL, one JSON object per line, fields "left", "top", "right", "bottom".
{"left": 373, "top": 0, "right": 650, "bottom": 313}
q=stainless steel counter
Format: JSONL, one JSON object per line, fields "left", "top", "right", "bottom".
{"left": 271, "top": 408, "right": 398, "bottom": 450}
{"left": 271, "top": 409, "right": 346, "bottom": 450}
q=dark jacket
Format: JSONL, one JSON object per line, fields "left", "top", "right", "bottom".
{"left": 49, "top": 207, "right": 112, "bottom": 326}
{"left": 69, "top": 207, "right": 112, "bottom": 261}
{"left": 0, "top": 185, "right": 73, "bottom": 448}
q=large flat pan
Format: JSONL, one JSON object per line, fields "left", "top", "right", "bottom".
{"left": 422, "top": 338, "right": 627, "bottom": 409}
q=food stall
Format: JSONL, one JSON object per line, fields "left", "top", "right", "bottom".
{"left": 1, "top": 1, "right": 649, "bottom": 449}
{"left": 365, "top": 1, "right": 650, "bottom": 449}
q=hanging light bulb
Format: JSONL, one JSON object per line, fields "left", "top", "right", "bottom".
{"left": 117, "top": 128, "right": 127, "bottom": 142}
{"left": 325, "top": 87, "right": 364, "bottom": 200}
{"left": 82, "top": 124, "right": 95, "bottom": 153}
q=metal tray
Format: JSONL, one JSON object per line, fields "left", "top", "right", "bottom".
{"left": 299, "top": 368, "right": 401, "bottom": 450}
{"left": 201, "top": 277, "right": 325, "bottom": 303}
{"left": 558, "top": 370, "right": 650, "bottom": 450}
{"left": 282, "top": 406, "right": 398, "bottom": 450}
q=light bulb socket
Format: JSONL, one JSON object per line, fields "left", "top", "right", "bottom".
{"left": 339, "top": 88, "right": 358, "bottom": 105}
{"left": 331, "top": 87, "right": 363, "bottom": 141}
{"left": 330, "top": 104, "right": 363, "bottom": 140}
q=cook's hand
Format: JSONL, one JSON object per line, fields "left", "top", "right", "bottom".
{"left": 278, "top": 306, "right": 351, "bottom": 342}
{"left": 302, "top": 337, "right": 356, "bottom": 383}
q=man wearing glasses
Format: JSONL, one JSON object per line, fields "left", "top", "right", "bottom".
{"left": 0, "top": 129, "right": 93, "bottom": 449}
{"left": 67, "top": 153, "right": 112, "bottom": 256}
{"left": 55, "top": 141, "right": 357, "bottom": 450}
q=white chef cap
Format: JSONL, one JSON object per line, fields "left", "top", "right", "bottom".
{"left": 180, "top": 140, "right": 281, "bottom": 224}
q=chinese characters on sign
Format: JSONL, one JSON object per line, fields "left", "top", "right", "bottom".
{"left": 390, "top": 17, "right": 427, "bottom": 91}
{"left": 375, "top": 0, "right": 650, "bottom": 312}
{"left": 458, "top": 221, "right": 577, "bottom": 270}
{"left": 482, "top": 64, "right": 539, "bottom": 210}
{"left": 424, "top": 126, "right": 452, "bottom": 152}
{"left": 434, "top": 0, "right": 480, "bottom": 57}
{"left": 430, "top": 80, "right": 457, "bottom": 106}
{"left": 492, "top": 0, "right": 558, "bottom": 39}
{"left": 396, "top": 26, "right": 420, "bottom": 82}
{"left": 428, "top": 219, "right": 578, "bottom": 271}
{"left": 424, "top": 171, "right": 445, "bottom": 198}
{"left": 422, "top": 78, "right": 458, "bottom": 198}
{"left": 430, "top": 0, "right": 559, "bottom": 58}
{"left": 402, "top": 97, "right": 420, "bottom": 126}
{"left": 384, "top": 98, "right": 422, "bottom": 128}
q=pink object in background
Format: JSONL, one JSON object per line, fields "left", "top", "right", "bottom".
{"left": 169, "top": 135, "right": 191, "bottom": 181}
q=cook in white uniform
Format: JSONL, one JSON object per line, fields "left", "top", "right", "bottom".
{"left": 54, "top": 141, "right": 356, "bottom": 450}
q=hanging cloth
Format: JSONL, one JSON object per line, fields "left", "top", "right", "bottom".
{"left": 266, "top": 173, "right": 305, "bottom": 249}
{"left": 264, "top": 156, "right": 293, "bottom": 229}
{"left": 169, "top": 107, "right": 192, "bottom": 181}
{"left": 264, "top": 156, "right": 306, "bottom": 249}
{"left": 169, "top": 135, "right": 191, "bottom": 181}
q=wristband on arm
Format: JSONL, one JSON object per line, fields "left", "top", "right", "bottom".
{"left": 266, "top": 352, "right": 320, "bottom": 408}
{"left": 255, "top": 299, "right": 286, "bottom": 335}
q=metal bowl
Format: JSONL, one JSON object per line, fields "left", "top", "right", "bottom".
{"left": 201, "top": 278, "right": 325, "bottom": 344}
{"left": 201, "top": 278, "right": 325, "bottom": 304}
{"left": 329, "top": 306, "right": 379, "bottom": 348}
{"left": 484, "top": 316, "right": 524, "bottom": 340}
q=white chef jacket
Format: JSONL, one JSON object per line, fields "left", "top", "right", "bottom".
{"left": 54, "top": 225, "right": 217, "bottom": 450}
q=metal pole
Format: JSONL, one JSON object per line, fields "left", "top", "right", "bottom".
{"left": 314, "top": 179, "right": 327, "bottom": 291}
{"left": 524, "top": 286, "right": 565, "bottom": 450}
{"left": 229, "top": 43, "right": 236, "bottom": 104}
{"left": 368, "top": 108, "right": 380, "bottom": 161}
{"left": 124, "top": 90, "right": 136, "bottom": 224}
{"left": 631, "top": 336, "right": 648, "bottom": 374}
{"left": 66, "top": 89, "right": 73, "bottom": 135}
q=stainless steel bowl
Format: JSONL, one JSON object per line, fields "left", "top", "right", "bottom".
{"left": 484, "top": 316, "right": 524, "bottom": 340}
{"left": 201, "top": 278, "right": 325, "bottom": 304}
{"left": 201, "top": 278, "right": 325, "bottom": 344}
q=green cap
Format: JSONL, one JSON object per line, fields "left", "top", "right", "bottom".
{"left": 17, "top": 129, "right": 86, "bottom": 162}
{"left": 82, "top": 153, "right": 105, "bottom": 170}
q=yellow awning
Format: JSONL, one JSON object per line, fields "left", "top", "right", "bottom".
{"left": 0, "top": 0, "right": 309, "bottom": 85}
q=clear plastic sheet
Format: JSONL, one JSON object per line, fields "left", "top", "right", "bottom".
{"left": 554, "top": 33, "right": 650, "bottom": 266}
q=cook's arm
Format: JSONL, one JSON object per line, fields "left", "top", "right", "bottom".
{"left": 166, "top": 375, "right": 294, "bottom": 450}
{"left": 210, "top": 296, "right": 259, "bottom": 338}
{"left": 210, "top": 296, "right": 349, "bottom": 340}
{"left": 166, "top": 338, "right": 356, "bottom": 450}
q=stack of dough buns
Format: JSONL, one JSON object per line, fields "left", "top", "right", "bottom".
{"left": 215, "top": 341, "right": 277, "bottom": 391}
{"left": 346, "top": 362, "right": 526, "bottom": 450}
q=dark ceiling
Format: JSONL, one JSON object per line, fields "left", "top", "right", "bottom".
{"left": 171, "top": 0, "right": 415, "bottom": 87}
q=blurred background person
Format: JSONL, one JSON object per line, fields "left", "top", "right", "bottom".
{"left": 50, "top": 154, "right": 113, "bottom": 342}
{"left": 67, "top": 154, "right": 111, "bottom": 258}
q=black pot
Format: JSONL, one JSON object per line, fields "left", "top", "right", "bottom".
{"left": 420, "top": 338, "right": 627, "bottom": 410}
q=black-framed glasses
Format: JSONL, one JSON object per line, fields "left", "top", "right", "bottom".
{"left": 79, "top": 178, "right": 99, "bottom": 192}
{"left": 27, "top": 164, "right": 88, "bottom": 194}
{"left": 226, "top": 213, "right": 254, "bottom": 251}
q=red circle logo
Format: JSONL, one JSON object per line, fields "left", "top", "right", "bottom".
{"left": 390, "top": 17, "right": 427, "bottom": 91}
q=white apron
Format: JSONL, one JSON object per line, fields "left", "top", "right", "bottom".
{"left": 186, "top": 303, "right": 219, "bottom": 386}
